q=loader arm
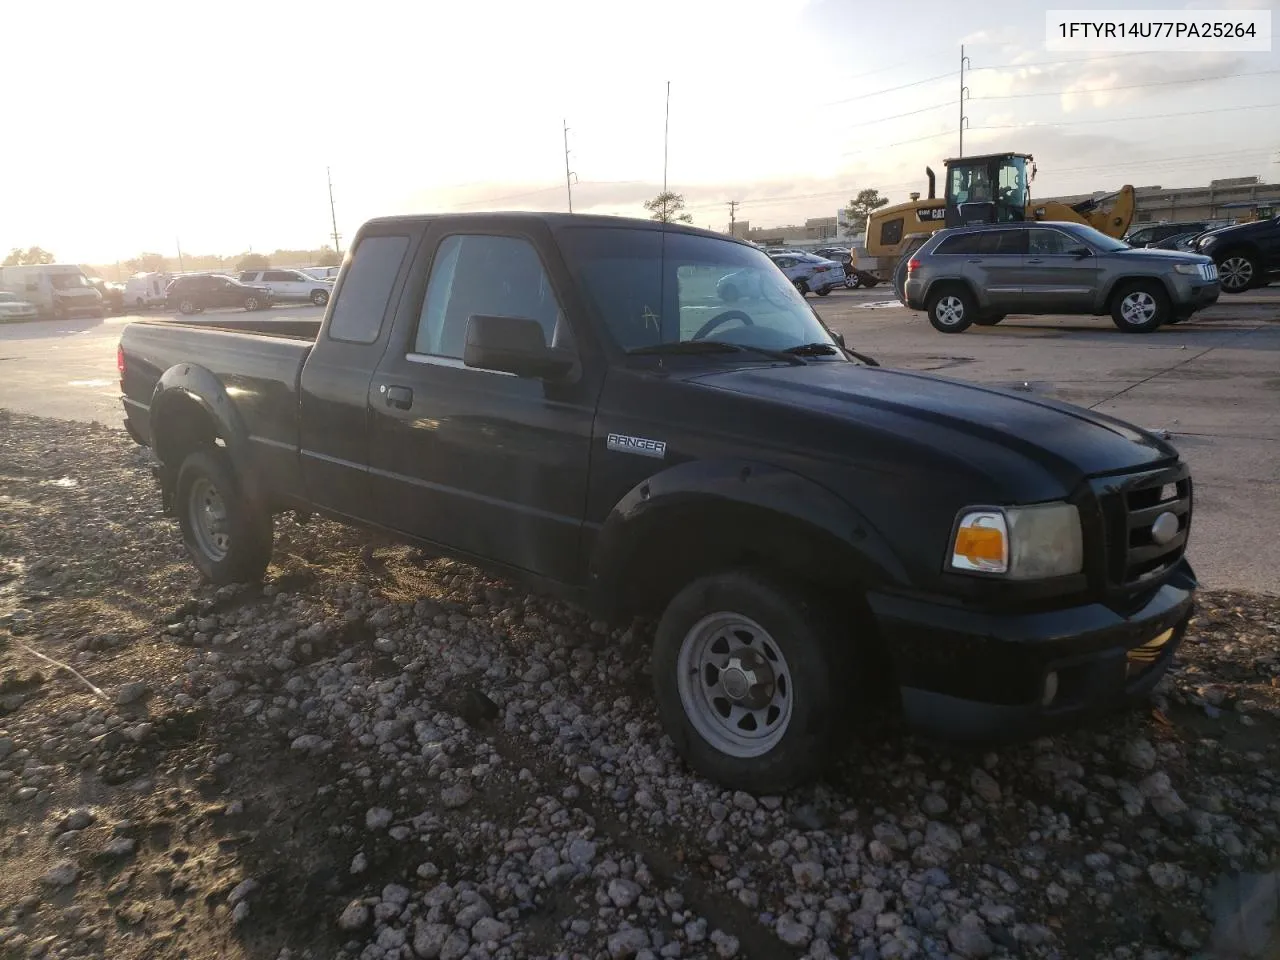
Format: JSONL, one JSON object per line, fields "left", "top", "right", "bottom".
{"left": 1028, "top": 185, "right": 1136, "bottom": 239}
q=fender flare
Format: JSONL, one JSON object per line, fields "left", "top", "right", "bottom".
{"left": 587, "top": 458, "right": 908, "bottom": 609}
{"left": 149, "top": 363, "right": 267, "bottom": 513}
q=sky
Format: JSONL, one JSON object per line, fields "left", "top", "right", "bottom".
{"left": 1, "top": 0, "right": 1276, "bottom": 263}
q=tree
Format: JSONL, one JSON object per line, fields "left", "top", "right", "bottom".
{"left": 126, "top": 252, "right": 168, "bottom": 274}
{"left": 315, "top": 246, "right": 341, "bottom": 267}
{"left": 842, "top": 189, "right": 889, "bottom": 235}
{"left": 3, "top": 246, "right": 56, "bottom": 266}
{"left": 644, "top": 192, "right": 693, "bottom": 224}
{"left": 236, "top": 252, "right": 270, "bottom": 271}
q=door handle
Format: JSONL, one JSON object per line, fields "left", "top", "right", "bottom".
{"left": 384, "top": 385, "right": 413, "bottom": 410}
{"left": 1026, "top": 258, "right": 1043, "bottom": 263}
{"left": 967, "top": 258, "right": 983, "bottom": 263}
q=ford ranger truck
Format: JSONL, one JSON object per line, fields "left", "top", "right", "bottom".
{"left": 119, "top": 213, "right": 1196, "bottom": 793}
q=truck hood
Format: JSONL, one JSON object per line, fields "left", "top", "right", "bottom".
{"left": 690, "top": 362, "right": 1177, "bottom": 482}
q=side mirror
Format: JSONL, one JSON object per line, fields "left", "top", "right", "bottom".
{"left": 1068, "top": 246, "right": 1092, "bottom": 258}
{"left": 464, "top": 314, "right": 574, "bottom": 379}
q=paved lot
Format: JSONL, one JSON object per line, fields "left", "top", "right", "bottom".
{"left": 1, "top": 291, "right": 1276, "bottom": 594}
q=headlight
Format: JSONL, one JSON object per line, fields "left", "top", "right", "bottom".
{"left": 949, "top": 503, "right": 1083, "bottom": 579}
{"left": 1173, "top": 263, "right": 1201, "bottom": 275}
{"left": 1197, "top": 235, "right": 1217, "bottom": 248}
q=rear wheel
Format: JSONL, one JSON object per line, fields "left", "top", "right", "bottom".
{"left": 310, "top": 288, "right": 330, "bottom": 307}
{"left": 816, "top": 286, "right": 831, "bottom": 297}
{"left": 652, "top": 570, "right": 847, "bottom": 793}
{"left": 178, "top": 299, "right": 196, "bottom": 315}
{"left": 926, "top": 286, "right": 975, "bottom": 333}
{"left": 1217, "top": 251, "right": 1257, "bottom": 293}
{"left": 175, "top": 448, "right": 273, "bottom": 584}
{"left": 794, "top": 280, "right": 809, "bottom": 296}
{"left": 1110, "top": 281, "right": 1169, "bottom": 333}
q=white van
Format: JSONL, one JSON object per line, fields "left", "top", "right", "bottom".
{"left": 0, "top": 264, "right": 103, "bottom": 319}
{"left": 124, "top": 272, "right": 172, "bottom": 310}
{"left": 301, "top": 265, "right": 339, "bottom": 281}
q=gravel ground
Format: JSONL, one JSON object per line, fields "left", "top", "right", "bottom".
{"left": 2, "top": 410, "right": 1279, "bottom": 960}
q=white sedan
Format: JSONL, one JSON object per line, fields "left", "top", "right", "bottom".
{"left": 717, "top": 254, "right": 846, "bottom": 300}
{"left": 0, "top": 290, "right": 39, "bottom": 322}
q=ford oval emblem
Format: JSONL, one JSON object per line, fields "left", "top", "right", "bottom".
{"left": 1150, "top": 511, "right": 1179, "bottom": 545}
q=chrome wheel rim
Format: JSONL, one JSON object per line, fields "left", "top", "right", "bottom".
{"left": 936, "top": 295, "right": 965, "bottom": 326}
{"left": 1219, "top": 257, "right": 1253, "bottom": 291}
{"left": 179, "top": 300, "right": 194, "bottom": 313}
{"left": 188, "top": 477, "right": 230, "bottom": 561}
{"left": 1120, "top": 290, "right": 1157, "bottom": 325}
{"left": 676, "top": 612, "right": 793, "bottom": 758}
{"left": 245, "top": 297, "right": 259, "bottom": 310}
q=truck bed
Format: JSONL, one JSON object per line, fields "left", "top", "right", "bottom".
{"left": 119, "top": 319, "right": 315, "bottom": 455}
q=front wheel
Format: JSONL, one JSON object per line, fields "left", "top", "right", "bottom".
{"left": 178, "top": 299, "right": 196, "bottom": 315}
{"left": 926, "top": 286, "right": 975, "bottom": 333}
{"left": 1110, "top": 281, "right": 1169, "bottom": 333}
{"left": 652, "top": 571, "right": 846, "bottom": 793}
{"left": 175, "top": 449, "right": 273, "bottom": 584}
{"left": 1217, "top": 252, "right": 1258, "bottom": 293}
{"left": 243, "top": 296, "right": 261, "bottom": 311}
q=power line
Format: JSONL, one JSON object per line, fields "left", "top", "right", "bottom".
{"left": 968, "top": 100, "right": 1280, "bottom": 130}
{"left": 970, "top": 69, "right": 1280, "bottom": 100}
{"left": 821, "top": 70, "right": 959, "bottom": 107}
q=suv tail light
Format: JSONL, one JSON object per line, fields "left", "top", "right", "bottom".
{"left": 907, "top": 258, "right": 921, "bottom": 273}
{"left": 117, "top": 343, "right": 125, "bottom": 389}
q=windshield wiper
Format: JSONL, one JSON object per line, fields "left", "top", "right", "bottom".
{"left": 626, "top": 341, "right": 806, "bottom": 366}
{"left": 783, "top": 341, "right": 881, "bottom": 366}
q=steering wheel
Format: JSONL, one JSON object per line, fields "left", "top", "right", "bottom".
{"left": 692, "top": 310, "right": 754, "bottom": 341}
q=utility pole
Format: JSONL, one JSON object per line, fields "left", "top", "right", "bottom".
{"left": 563, "top": 119, "right": 576, "bottom": 213}
{"left": 959, "top": 45, "right": 971, "bottom": 157}
{"left": 663, "top": 81, "right": 671, "bottom": 197}
{"left": 327, "top": 167, "right": 342, "bottom": 257}
{"left": 175, "top": 238, "right": 185, "bottom": 272}
{"left": 728, "top": 200, "right": 739, "bottom": 237}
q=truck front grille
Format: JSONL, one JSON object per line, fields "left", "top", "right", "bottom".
{"left": 1094, "top": 463, "right": 1192, "bottom": 591}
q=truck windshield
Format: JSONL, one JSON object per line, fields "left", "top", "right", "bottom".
{"left": 49, "top": 273, "right": 90, "bottom": 289}
{"left": 557, "top": 227, "right": 840, "bottom": 355}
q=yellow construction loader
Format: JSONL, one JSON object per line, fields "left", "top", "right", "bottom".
{"left": 850, "top": 153, "right": 1136, "bottom": 300}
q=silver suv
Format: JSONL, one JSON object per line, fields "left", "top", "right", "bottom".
{"left": 904, "top": 221, "right": 1220, "bottom": 334}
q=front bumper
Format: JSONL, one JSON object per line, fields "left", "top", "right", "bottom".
{"left": 868, "top": 561, "right": 1196, "bottom": 740}
{"left": 1168, "top": 274, "right": 1220, "bottom": 313}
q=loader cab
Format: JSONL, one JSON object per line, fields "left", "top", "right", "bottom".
{"left": 944, "top": 153, "right": 1032, "bottom": 228}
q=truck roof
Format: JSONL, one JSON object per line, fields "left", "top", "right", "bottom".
{"left": 360, "top": 211, "right": 740, "bottom": 243}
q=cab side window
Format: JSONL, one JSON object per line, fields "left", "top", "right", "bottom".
{"left": 1028, "top": 229, "right": 1072, "bottom": 256}
{"left": 414, "top": 235, "right": 568, "bottom": 359}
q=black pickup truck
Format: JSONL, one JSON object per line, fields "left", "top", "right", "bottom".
{"left": 119, "top": 213, "right": 1196, "bottom": 792}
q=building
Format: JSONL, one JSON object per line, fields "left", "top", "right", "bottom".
{"left": 736, "top": 216, "right": 841, "bottom": 246}
{"left": 1046, "top": 176, "right": 1279, "bottom": 224}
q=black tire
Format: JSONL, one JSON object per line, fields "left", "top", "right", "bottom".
{"left": 175, "top": 449, "right": 273, "bottom": 585}
{"left": 178, "top": 299, "right": 196, "bottom": 315}
{"left": 1110, "top": 280, "right": 1169, "bottom": 333}
{"left": 973, "top": 314, "right": 1005, "bottom": 326}
{"left": 816, "top": 286, "right": 831, "bottom": 297}
{"left": 1216, "top": 250, "right": 1258, "bottom": 293}
{"left": 243, "top": 295, "right": 261, "bottom": 312}
{"left": 845, "top": 276, "right": 860, "bottom": 289}
{"left": 794, "top": 280, "right": 809, "bottom": 296}
{"left": 310, "top": 288, "right": 330, "bottom": 307}
{"left": 926, "top": 285, "right": 975, "bottom": 333}
{"left": 719, "top": 283, "right": 740, "bottom": 303}
{"left": 652, "top": 570, "right": 847, "bottom": 793}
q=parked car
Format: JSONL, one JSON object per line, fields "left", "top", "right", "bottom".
{"left": 903, "top": 220, "right": 1219, "bottom": 333}
{"left": 120, "top": 212, "right": 1197, "bottom": 793}
{"left": 238, "top": 268, "right": 333, "bottom": 306}
{"left": 1193, "top": 215, "right": 1280, "bottom": 293}
{"left": 166, "top": 274, "right": 273, "bottom": 314}
{"left": 0, "top": 290, "right": 39, "bottom": 322}
{"left": 0, "top": 263, "right": 103, "bottom": 319}
{"left": 125, "top": 272, "right": 172, "bottom": 310}
{"left": 90, "top": 278, "right": 126, "bottom": 314}
{"left": 811, "top": 246, "right": 862, "bottom": 288}
{"left": 770, "top": 253, "right": 845, "bottom": 296}
{"left": 1124, "top": 221, "right": 1216, "bottom": 248}
{"left": 301, "top": 266, "right": 340, "bottom": 281}
{"left": 1148, "top": 231, "right": 1203, "bottom": 252}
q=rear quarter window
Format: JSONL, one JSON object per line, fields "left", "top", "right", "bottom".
{"left": 327, "top": 234, "right": 412, "bottom": 344}
{"left": 932, "top": 233, "right": 983, "bottom": 255}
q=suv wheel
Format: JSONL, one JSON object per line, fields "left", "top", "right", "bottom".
{"left": 1217, "top": 252, "right": 1257, "bottom": 293}
{"left": 175, "top": 449, "right": 273, "bottom": 584}
{"left": 652, "top": 571, "right": 845, "bottom": 793}
{"left": 311, "top": 288, "right": 330, "bottom": 306}
{"left": 1110, "top": 281, "right": 1169, "bottom": 333}
{"left": 926, "top": 287, "right": 975, "bottom": 333}
{"left": 178, "top": 299, "right": 196, "bottom": 315}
